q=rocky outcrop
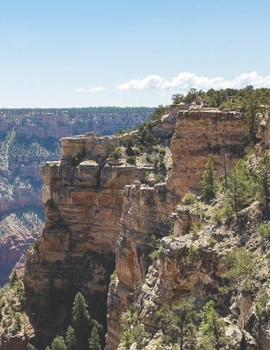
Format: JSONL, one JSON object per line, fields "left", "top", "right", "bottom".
{"left": 0, "top": 108, "right": 153, "bottom": 286}
{"left": 20, "top": 106, "right": 260, "bottom": 349}
{"left": 23, "top": 133, "right": 152, "bottom": 346}
{"left": 167, "top": 109, "right": 247, "bottom": 197}
{"left": 107, "top": 182, "right": 178, "bottom": 349}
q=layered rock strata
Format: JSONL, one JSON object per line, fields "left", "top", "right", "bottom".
{"left": 107, "top": 182, "right": 178, "bottom": 349}
{"left": 23, "top": 133, "right": 150, "bottom": 344}
{"left": 168, "top": 109, "right": 247, "bottom": 197}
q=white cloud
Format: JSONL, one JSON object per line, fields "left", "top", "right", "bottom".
{"left": 116, "top": 75, "right": 163, "bottom": 90}
{"left": 116, "top": 72, "right": 270, "bottom": 92}
{"left": 76, "top": 87, "right": 105, "bottom": 92}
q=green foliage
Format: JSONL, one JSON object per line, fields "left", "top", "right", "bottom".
{"left": 254, "top": 151, "right": 270, "bottom": 211}
{"left": 157, "top": 298, "right": 197, "bottom": 350}
{"left": 245, "top": 93, "right": 260, "bottom": 144}
{"left": 199, "top": 301, "right": 233, "bottom": 350}
{"left": 220, "top": 247, "right": 256, "bottom": 292}
{"left": 171, "top": 93, "right": 184, "bottom": 105}
{"left": 200, "top": 158, "right": 217, "bottom": 203}
{"left": 149, "top": 245, "right": 164, "bottom": 261}
{"left": 182, "top": 192, "right": 197, "bottom": 205}
{"left": 223, "top": 159, "right": 256, "bottom": 218}
{"left": 190, "top": 222, "right": 203, "bottom": 233}
{"left": 72, "top": 292, "right": 91, "bottom": 347}
{"left": 124, "top": 135, "right": 135, "bottom": 149}
{"left": 258, "top": 223, "right": 270, "bottom": 239}
{"left": 126, "top": 156, "right": 136, "bottom": 165}
{"left": 65, "top": 326, "right": 76, "bottom": 350}
{"left": 151, "top": 105, "right": 166, "bottom": 121}
{"left": 88, "top": 324, "right": 102, "bottom": 350}
{"left": 255, "top": 291, "right": 270, "bottom": 323}
{"left": 27, "top": 344, "right": 37, "bottom": 350}
{"left": 50, "top": 336, "right": 67, "bottom": 350}
{"left": 109, "top": 146, "right": 122, "bottom": 160}
{"left": 120, "top": 303, "right": 150, "bottom": 349}
{"left": 10, "top": 270, "right": 18, "bottom": 287}
{"left": 186, "top": 244, "right": 200, "bottom": 265}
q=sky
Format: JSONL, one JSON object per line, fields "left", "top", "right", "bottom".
{"left": 1, "top": 0, "right": 270, "bottom": 108}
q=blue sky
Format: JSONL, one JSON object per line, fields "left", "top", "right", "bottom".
{"left": 1, "top": 0, "right": 270, "bottom": 108}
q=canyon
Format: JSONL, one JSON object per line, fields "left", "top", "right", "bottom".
{"left": 1, "top": 103, "right": 270, "bottom": 349}
{"left": 21, "top": 104, "right": 262, "bottom": 349}
{"left": 0, "top": 107, "right": 153, "bottom": 285}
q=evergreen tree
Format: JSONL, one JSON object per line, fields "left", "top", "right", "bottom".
{"left": 27, "top": 344, "right": 37, "bottom": 350}
{"left": 10, "top": 270, "right": 18, "bottom": 287}
{"left": 245, "top": 93, "right": 260, "bottom": 144}
{"left": 157, "top": 298, "right": 197, "bottom": 350}
{"left": 65, "top": 326, "right": 76, "bottom": 350}
{"left": 224, "top": 159, "right": 256, "bottom": 219}
{"left": 255, "top": 151, "right": 270, "bottom": 212}
{"left": 220, "top": 247, "right": 256, "bottom": 292}
{"left": 88, "top": 324, "right": 102, "bottom": 350}
{"left": 200, "top": 158, "right": 217, "bottom": 203}
{"left": 51, "top": 336, "right": 67, "bottom": 350}
{"left": 72, "top": 292, "right": 91, "bottom": 349}
{"left": 199, "top": 301, "right": 233, "bottom": 350}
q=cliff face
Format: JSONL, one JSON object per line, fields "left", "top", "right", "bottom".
{"left": 107, "top": 108, "right": 249, "bottom": 349}
{"left": 20, "top": 106, "right": 255, "bottom": 349}
{"left": 168, "top": 109, "right": 247, "bottom": 197}
{"left": 107, "top": 182, "right": 178, "bottom": 349}
{"left": 0, "top": 107, "right": 153, "bottom": 286}
{"left": 23, "top": 133, "right": 151, "bottom": 346}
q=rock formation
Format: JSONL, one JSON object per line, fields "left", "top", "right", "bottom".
{"left": 23, "top": 132, "right": 154, "bottom": 347}
{"left": 168, "top": 109, "right": 247, "bottom": 197}
{"left": 8, "top": 105, "right": 265, "bottom": 349}
{"left": 0, "top": 107, "right": 153, "bottom": 285}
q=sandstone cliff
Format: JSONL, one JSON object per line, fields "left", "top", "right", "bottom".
{"left": 5, "top": 104, "right": 267, "bottom": 349}
{"left": 0, "top": 107, "right": 153, "bottom": 286}
{"left": 168, "top": 109, "right": 247, "bottom": 197}
{"left": 23, "top": 131, "right": 160, "bottom": 347}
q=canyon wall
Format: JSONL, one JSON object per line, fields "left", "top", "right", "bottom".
{"left": 23, "top": 133, "right": 152, "bottom": 347}
{"left": 21, "top": 106, "right": 251, "bottom": 349}
{"left": 0, "top": 107, "right": 153, "bottom": 285}
{"left": 168, "top": 109, "right": 247, "bottom": 197}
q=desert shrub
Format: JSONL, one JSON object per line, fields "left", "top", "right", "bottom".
{"left": 258, "top": 223, "right": 270, "bottom": 239}
{"left": 146, "top": 155, "right": 152, "bottom": 163}
{"left": 186, "top": 245, "right": 199, "bottom": 265}
{"left": 220, "top": 247, "right": 256, "bottom": 292}
{"left": 109, "top": 147, "right": 121, "bottom": 160}
{"left": 127, "top": 156, "right": 136, "bottom": 165}
{"left": 182, "top": 192, "right": 196, "bottom": 205}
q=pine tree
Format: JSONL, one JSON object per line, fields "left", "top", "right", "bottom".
{"left": 199, "top": 301, "right": 233, "bottom": 350}
{"left": 10, "top": 270, "right": 18, "bottom": 287}
{"left": 51, "top": 336, "right": 67, "bottom": 350}
{"left": 245, "top": 93, "right": 260, "bottom": 145}
{"left": 157, "top": 298, "right": 197, "bottom": 350}
{"left": 89, "top": 324, "right": 102, "bottom": 350}
{"left": 255, "top": 151, "right": 270, "bottom": 212}
{"left": 65, "top": 326, "right": 76, "bottom": 350}
{"left": 72, "top": 292, "right": 91, "bottom": 349}
{"left": 200, "top": 158, "right": 217, "bottom": 203}
{"left": 224, "top": 159, "right": 256, "bottom": 219}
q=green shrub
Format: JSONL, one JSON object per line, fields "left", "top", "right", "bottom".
{"left": 146, "top": 155, "right": 152, "bottom": 163}
{"left": 186, "top": 245, "right": 199, "bottom": 265}
{"left": 258, "top": 223, "right": 270, "bottom": 239}
{"left": 127, "top": 156, "right": 136, "bottom": 165}
{"left": 109, "top": 147, "right": 121, "bottom": 160}
{"left": 182, "top": 192, "right": 196, "bottom": 205}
